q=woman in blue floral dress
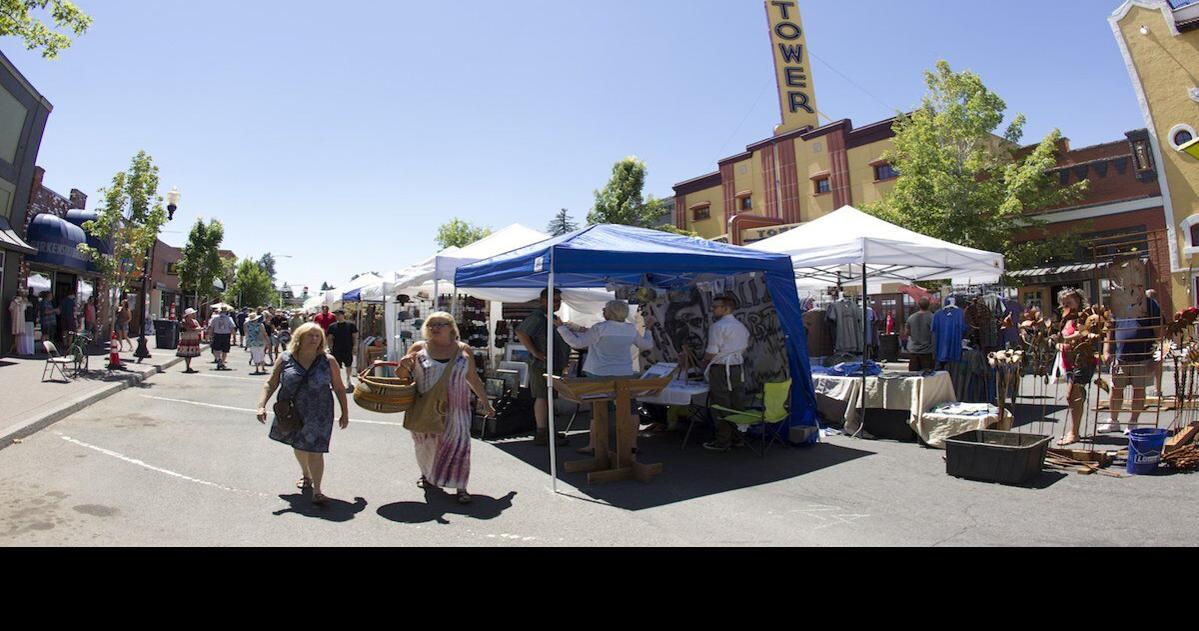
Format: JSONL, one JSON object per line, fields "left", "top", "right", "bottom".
{"left": 256, "top": 322, "right": 350, "bottom": 505}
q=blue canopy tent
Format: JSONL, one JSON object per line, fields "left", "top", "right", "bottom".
{"left": 454, "top": 224, "right": 819, "bottom": 491}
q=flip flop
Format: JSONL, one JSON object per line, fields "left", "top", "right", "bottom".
{"left": 296, "top": 477, "right": 313, "bottom": 490}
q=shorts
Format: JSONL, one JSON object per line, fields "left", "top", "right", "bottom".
{"left": 333, "top": 351, "right": 353, "bottom": 368}
{"left": 116, "top": 322, "right": 128, "bottom": 335}
{"left": 529, "top": 360, "right": 565, "bottom": 399}
{"left": 211, "top": 333, "right": 232, "bottom": 353}
{"left": 1067, "top": 363, "right": 1095, "bottom": 387}
{"left": 1112, "top": 360, "right": 1155, "bottom": 389}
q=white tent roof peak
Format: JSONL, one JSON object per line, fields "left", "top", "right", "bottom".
{"left": 748, "top": 205, "right": 1005, "bottom": 288}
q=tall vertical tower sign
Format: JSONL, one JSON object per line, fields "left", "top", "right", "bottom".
{"left": 766, "top": 1, "right": 818, "bottom": 135}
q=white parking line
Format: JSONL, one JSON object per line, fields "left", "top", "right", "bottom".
{"left": 139, "top": 395, "right": 405, "bottom": 427}
{"left": 56, "top": 432, "right": 272, "bottom": 497}
{"left": 188, "top": 372, "right": 268, "bottom": 383}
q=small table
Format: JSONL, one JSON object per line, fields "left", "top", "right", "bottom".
{"left": 813, "top": 372, "right": 957, "bottom": 438}
{"left": 553, "top": 373, "right": 675, "bottom": 485}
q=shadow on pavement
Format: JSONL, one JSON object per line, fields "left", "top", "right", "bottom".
{"left": 273, "top": 494, "right": 368, "bottom": 522}
{"left": 490, "top": 430, "right": 874, "bottom": 511}
{"left": 1011, "top": 403, "right": 1067, "bottom": 431}
{"left": 376, "top": 490, "right": 517, "bottom": 525}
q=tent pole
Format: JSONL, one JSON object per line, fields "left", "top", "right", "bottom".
{"left": 547, "top": 256, "right": 558, "bottom": 494}
{"left": 861, "top": 263, "right": 868, "bottom": 438}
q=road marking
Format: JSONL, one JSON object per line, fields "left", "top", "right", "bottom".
{"left": 55, "top": 432, "right": 272, "bottom": 497}
{"left": 139, "top": 395, "right": 406, "bottom": 427}
{"left": 188, "top": 372, "right": 268, "bottom": 383}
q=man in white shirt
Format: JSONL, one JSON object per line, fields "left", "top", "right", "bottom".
{"left": 208, "top": 307, "right": 237, "bottom": 370}
{"left": 702, "top": 296, "right": 751, "bottom": 452}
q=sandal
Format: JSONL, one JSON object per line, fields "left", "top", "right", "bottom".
{"left": 457, "top": 491, "right": 473, "bottom": 505}
{"left": 297, "top": 477, "right": 313, "bottom": 490}
{"left": 417, "top": 476, "right": 434, "bottom": 490}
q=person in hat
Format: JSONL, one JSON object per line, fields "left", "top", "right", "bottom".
{"left": 208, "top": 306, "right": 237, "bottom": 370}
{"left": 177, "top": 308, "right": 203, "bottom": 373}
{"left": 245, "top": 312, "right": 269, "bottom": 375}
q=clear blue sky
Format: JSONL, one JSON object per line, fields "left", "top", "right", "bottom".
{"left": 3, "top": 0, "right": 1145, "bottom": 294}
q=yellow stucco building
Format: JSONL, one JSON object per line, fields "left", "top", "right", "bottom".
{"left": 672, "top": 1, "right": 900, "bottom": 245}
{"left": 1111, "top": 1, "right": 1199, "bottom": 307}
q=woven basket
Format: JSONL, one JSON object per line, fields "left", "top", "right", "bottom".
{"left": 353, "top": 362, "right": 416, "bottom": 414}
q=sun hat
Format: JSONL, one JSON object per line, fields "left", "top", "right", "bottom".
{"left": 184, "top": 308, "right": 197, "bottom": 317}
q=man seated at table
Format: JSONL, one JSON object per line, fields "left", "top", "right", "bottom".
{"left": 702, "top": 295, "right": 751, "bottom": 453}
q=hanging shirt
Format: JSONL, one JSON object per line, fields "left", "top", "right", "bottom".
{"left": 827, "top": 299, "right": 864, "bottom": 354}
{"left": 933, "top": 305, "right": 966, "bottom": 363}
{"left": 557, "top": 320, "right": 653, "bottom": 376}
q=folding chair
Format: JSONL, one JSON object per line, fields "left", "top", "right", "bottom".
{"left": 711, "top": 379, "right": 792, "bottom": 457}
{"left": 42, "top": 341, "right": 76, "bottom": 382}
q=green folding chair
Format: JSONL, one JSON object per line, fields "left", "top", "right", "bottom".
{"left": 711, "top": 379, "right": 791, "bottom": 457}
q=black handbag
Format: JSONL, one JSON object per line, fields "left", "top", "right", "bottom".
{"left": 273, "top": 357, "right": 317, "bottom": 434}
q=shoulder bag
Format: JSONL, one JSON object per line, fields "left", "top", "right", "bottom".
{"left": 274, "top": 355, "right": 318, "bottom": 434}
{"left": 404, "top": 343, "right": 468, "bottom": 434}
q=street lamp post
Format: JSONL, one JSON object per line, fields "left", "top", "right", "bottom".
{"left": 134, "top": 187, "right": 180, "bottom": 362}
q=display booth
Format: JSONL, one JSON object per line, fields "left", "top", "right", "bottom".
{"left": 455, "top": 224, "right": 819, "bottom": 492}
{"left": 749, "top": 206, "right": 1006, "bottom": 444}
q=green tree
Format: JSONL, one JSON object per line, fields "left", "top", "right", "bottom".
{"left": 588, "top": 157, "right": 666, "bottom": 227}
{"left": 79, "top": 151, "right": 169, "bottom": 330}
{"left": 176, "top": 218, "right": 225, "bottom": 309}
{"left": 0, "top": 0, "right": 92, "bottom": 58}
{"left": 546, "top": 208, "right": 578, "bottom": 236}
{"left": 864, "top": 61, "right": 1087, "bottom": 272}
{"left": 258, "top": 252, "right": 277, "bottom": 281}
{"left": 226, "top": 258, "right": 277, "bottom": 308}
{"left": 435, "top": 218, "right": 491, "bottom": 249}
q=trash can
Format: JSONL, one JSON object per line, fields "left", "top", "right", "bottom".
{"left": 154, "top": 319, "right": 179, "bottom": 350}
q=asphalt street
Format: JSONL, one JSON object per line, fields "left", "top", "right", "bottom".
{"left": 2, "top": 346, "right": 1197, "bottom": 546}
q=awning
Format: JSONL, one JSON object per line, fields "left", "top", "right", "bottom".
{"left": 26, "top": 213, "right": 91, "bottom": 273}
{"left": 0, "top": 216, "right": 36, "bottom": 255}
{"left": 1006, "top": 262, "right": 1109, "bottom": 279}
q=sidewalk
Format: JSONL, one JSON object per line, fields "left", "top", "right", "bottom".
{"left": 0, "top": 340, "right": 192, "bottom": 449}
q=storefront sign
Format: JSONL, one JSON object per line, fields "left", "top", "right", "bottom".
{"left": 741, "top": 222, "right": 801, "bottom": 244}
{"left": 766, "top": 0, "right": 818, "bottom": 133}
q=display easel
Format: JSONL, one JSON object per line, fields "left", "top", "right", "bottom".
{"left": 553, "top": 371, "right": 676, "bottom": 485}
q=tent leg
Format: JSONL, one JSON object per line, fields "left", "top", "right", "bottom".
{"left": 547, "top": 262, "right": 558, "bottom": 494}
{"left": 859, "top": 263, "right": 868, "bottom": 438}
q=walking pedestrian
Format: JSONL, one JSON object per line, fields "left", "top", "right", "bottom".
{"left": 270, "top": 309, "right": 289, "bottom": 360}
{"left": 245, "top": 312, "right": 269, "bottom": 375}
{"left": 83, "top": 296, "right": 97, "bottom": 342}
{"left": 256, "top": 322, "right": 350, "bottom": 506}
{"left": 327, "top": 309, "right": 358, "bottom": 391}
{"left": 235, "top": 308, "right": 248, "bottom": 348}
{"left": 38, "top": 291, "right": 59, "bottom": 347}
{"left": 395, "top": 313, "right": 494, "bottom": 504}
{"left": 177, "top": 308, "right": 203, "bottom": 373}
{"left": 314, "top": 305, "right": 336, "bottom": 332}
{"left": 116, "top": 299, "right": 132, "bottom": 352}
{"left": 208, "top": 307, "right": 237, "bottom": 370}
{"left": 1054, "top": 289, "right": 1100, "bottom": 447}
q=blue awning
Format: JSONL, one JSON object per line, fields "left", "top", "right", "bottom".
{"left": 342, "top": 288, "right": 363, "bottom": 303}
{"left": 26, "top": 213, "right": 91, "bottom": 273}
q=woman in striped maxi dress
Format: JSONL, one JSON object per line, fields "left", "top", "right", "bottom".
{"left": 397, "top": 312, "right": 494, "bottom": 504}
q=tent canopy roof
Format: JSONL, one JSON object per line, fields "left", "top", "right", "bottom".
{"left": 747, "top": 206, "right": 1005, "bottom": 288}
{"left": 455, "top": 223, "right": 795, "bottom": 290}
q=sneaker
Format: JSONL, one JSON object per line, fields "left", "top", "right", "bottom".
{"left": 703, "top": 441, "right": 732, "bottom": 452}
{"left": 1098, "top": 423, "right": 1123, "bottom": 434}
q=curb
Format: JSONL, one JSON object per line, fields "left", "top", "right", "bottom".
{"left": 0, "top": 354, "right": 187, "bottom": 451}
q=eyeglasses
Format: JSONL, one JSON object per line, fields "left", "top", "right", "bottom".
{"left": 427, "top": 323, "right": 452, "bottom": 330}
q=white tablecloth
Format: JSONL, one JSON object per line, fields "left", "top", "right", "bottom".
{"left": 813, "top": 372, "right": 957, "bottom": 438}
{"left": 918, "top": 409, "right": 998, "bottom": 449}
{"left": 638, "top": 381, "right": 710, "bottom": 406}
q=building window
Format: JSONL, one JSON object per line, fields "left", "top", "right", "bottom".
{"left": 1169, "top": 124, "right": 1196, "bottom": 150}
{"left": 691, "top": 205, "right": 711, "bottom": 221}
{"left": 873, "top": 163, "right": 899, "bottom": 181}
{"left": 740, "top": 196, "right": 753, "bottom": 211}
{"left": 814, "top": 178, "right": 831, "bottom": 195}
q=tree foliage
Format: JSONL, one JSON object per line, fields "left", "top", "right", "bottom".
{"left": 546, "top": 208, "right": 578, "bottom": 236}
{"left": 435, "top": 218, "right": 491, "bottom": 250}
{"left": 257, "top": 252, "right": 277, "bottom": 281}
{"left": 864, "top": 61, "right": 1087, "bottom": 272}
{"left": 226, "top": 258, "right": 277, "bottom": 308}
{"left": 588, "top": 157, "right": 666, "bottom": 227}
{"left": 176, "top": 218, "right": 225, "bottom": 306}
{"left": 0, "top": 0, "right": 92, "bottom": 58}
{"left": 79, "top": 151, "right": 168, "bottom": 324}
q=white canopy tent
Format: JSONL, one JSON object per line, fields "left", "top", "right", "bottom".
{"left": 748, "top": 206, "right": 1005, "bottom": 290}
{"left": 325, "top": 273, "right": 384, "bottom": 309}
{"left": 749, "top": 206, "right": 1005, "bottom": 436}
{"left": 303, "top": 291, "right": 327, "bottom": 313}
